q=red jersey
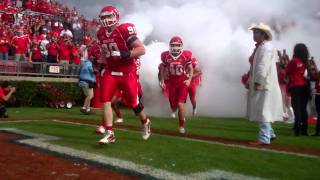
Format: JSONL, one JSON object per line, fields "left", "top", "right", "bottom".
{"left": 161, "top": 50, "right": 193, "bottom": 85}
{"left": 97, "top": 23, "right": 139, "bottom": 73}
{"left": 50, "top": 29, "right": 61, "bottom": 38}
{"left": 71, "top": 47, "right": 81, "bottom": 65}
{"left": 0, "top": 36, "right": 9, "bottom": 53}
{"left": 31, "top": 45, "right": 42, "bottom": 61}
{"left": 12, "top": 35, "right": 30, "bottom": 54}
{"left": 286, "top": 57, "right": 307, "bottom": 88}
{"left": 58, "top": 41, "right": 72, "bottom": 61}
{"left": 46, "top": 42, "right": 58, "bottom": 56}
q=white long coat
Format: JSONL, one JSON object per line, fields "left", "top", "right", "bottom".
{"left": 246, "top": 41, "right": 284, "bottom": 123}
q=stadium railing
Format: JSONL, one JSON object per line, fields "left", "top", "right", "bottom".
{"left": 0, "top": 60, "right": 80, "bottom": 78}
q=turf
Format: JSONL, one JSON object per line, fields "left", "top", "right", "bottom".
{"left": 0, "top": 120, "right": 319, "bottom": 179}
{"left": 6, "top": 107, "right": 320, "bottom": 149}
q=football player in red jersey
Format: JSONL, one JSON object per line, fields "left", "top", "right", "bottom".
{"left": 188, "top": 57, "right": 202, "bottom": 116}
{"left": 159, "top": 36, "right": 194, "bottom": 133}
{"left": 95, "top": 6, "right": 151, "bottom": 144}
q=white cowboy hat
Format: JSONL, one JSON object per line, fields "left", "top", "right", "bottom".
{"left": 249, "top": 22, "right": 273, "bottom": 41}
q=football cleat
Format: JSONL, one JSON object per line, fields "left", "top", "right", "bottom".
{"left": 142, "top": 118, "right": 151, "bottom": 140}
{"left": 179, "top": 127, "right": 185, "bottom": 134}
{"left": 99, "top": 130, "right": 116, "bottom": 144}
{"left": 171, "top": 112, "right": 176, "bottom": 118}
{"left": 114, "top": 118, "right": 124, "bottom": 123}
{"left": 95, "top": 125, "right": 106, "bottom": 134}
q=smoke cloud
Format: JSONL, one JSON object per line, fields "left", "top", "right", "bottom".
{"left": 58, "top": 0, "right": 320, "bottom": 117}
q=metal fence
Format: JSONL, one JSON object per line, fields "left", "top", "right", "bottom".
{"left": 0, "top": 60, "right": 80, "bottom": 77}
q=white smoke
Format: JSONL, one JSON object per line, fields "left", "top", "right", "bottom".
{"left": 59, "top": 0, "right": 320, "bottom": 117}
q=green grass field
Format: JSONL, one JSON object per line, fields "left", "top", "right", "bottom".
{"left": 1, "top": 107, "right": 320, "bottom": 179}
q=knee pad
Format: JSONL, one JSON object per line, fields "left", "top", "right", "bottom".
{"left": 133, "top": 103, "right": 144, "bottom": 115}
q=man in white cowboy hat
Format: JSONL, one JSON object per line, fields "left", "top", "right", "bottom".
{"left": 246, "top": 22, "right": 284, "bottom": 145}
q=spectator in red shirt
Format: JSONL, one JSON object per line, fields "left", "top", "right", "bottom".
{"left": 11, "top": 28, "right": 30, "bottom": 61}
{"left": 29, "top": 41, "right": 42, "bottom": 62}
{"left": 58, "top": 34, "right": 73, "bottom": 64}
{"left": 71, "top": 42, "right": 81, "bottom": 65}
{"left": 0, "top": 81, "right": 16, "bottom": 118}
{"left": 0, "top": 31, "right": 9, "bottom": 60}
{"left": 46, "top": 35, "right": 59, "bottom": 63}
{"left": 286, "top": 43, "right": 310, "bottom": 136}
{"left": 29, "top": 40, "right": 43, "bottom": 73}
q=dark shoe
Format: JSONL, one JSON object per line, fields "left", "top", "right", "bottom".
{"left": 80, "top": 108, "right": 86, "bottom": 114}
{"left": 271, "top": 137, "right": 276, "bottom": 141}
{"left": 80, "top": 108, "right": 90, "bottom": 115}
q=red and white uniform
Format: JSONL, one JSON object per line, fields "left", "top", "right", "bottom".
{"left": 188, "top": 57, "right": 201, "bottom": 104}
{"left": 161, "top": 50, "right": 193, "bottom": 111}
{"left": 97, "top": 23, "right": 140, "bottom": 108}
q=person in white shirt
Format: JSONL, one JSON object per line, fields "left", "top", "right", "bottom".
{"left": 60, "top": 23, "right": 73, "bottom": 39}
{"left": 246, "top": 23, "right": 284, "bottom": 145}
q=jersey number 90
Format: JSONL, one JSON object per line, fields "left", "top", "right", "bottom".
{"left": 101, "top": 43, "right": 120, "bottom": 58}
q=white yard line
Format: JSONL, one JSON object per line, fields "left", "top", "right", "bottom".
{"left": 0, "top": 127, "right": 263, "bottom": 180}
{"left": 0, "top": 120, "right": 44, "bottom": 123}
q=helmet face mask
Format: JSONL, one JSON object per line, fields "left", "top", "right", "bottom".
{"left": 169, "top": 36, "right": 183, "bottom": 56}
{"left": 99, "top": 6, "right": 119, "bottom": 28}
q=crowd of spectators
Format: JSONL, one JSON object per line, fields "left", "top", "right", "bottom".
{"left": 0, "top": 0, "right": 100, "bottom": 69}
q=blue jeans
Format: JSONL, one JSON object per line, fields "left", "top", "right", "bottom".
{"left": 259, "top": 122, "right": 276, "bottom": 144}
{"left": 0, "top": 52, "right": 8, "bottom": 60}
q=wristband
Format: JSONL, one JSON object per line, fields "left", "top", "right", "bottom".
{"left": 120, "top": 51, "right": 131, "bottom": 59}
